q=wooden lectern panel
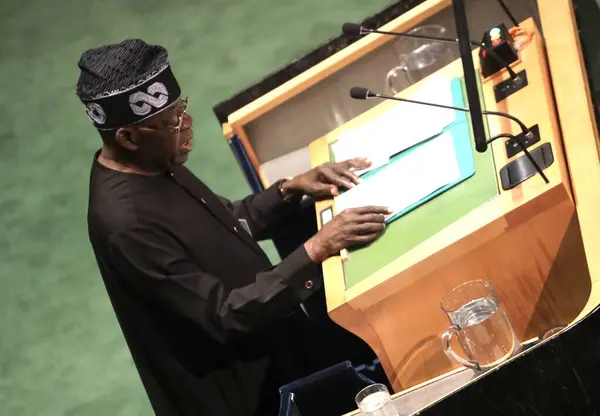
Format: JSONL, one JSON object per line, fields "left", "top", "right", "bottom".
{"left": 340, "top": 1, "right": 600, "bottom": 413}
{"left": 310, "top": 16, "right": 590, "bottom": 391}
{"left": 538, "top": 0, "right": 600, "bottom": 321}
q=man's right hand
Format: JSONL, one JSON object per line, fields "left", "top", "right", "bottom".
{"left": 304, "top": 206, "right": 392, "bottom": 263}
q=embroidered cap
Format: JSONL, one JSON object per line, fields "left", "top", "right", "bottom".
{"left": 76, "top": 39, "right": 181, "bottom": 130}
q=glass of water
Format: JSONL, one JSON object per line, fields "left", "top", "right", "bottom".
{"left": 355, "top": 383, "right": 399, "bottom": 416}
{"left": 441, "top": 280, "right": 521, "bottom": 372}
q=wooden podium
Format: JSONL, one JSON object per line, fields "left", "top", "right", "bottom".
{"left": 308, "top": 16, "right": 591, "bottom": 391}
{"left": 218, "top": 0, "right": 600, "bottom": 401}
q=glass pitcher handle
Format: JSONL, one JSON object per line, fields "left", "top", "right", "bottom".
{"left": 441, "top": 326, "right": 481, "bottom": 371}
{"left": 385, "top": 65, "right": 408, "bottom": 96}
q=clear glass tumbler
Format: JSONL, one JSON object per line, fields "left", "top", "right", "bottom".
{"left": 355, "top": 383, "right": 399, "bottom": 416}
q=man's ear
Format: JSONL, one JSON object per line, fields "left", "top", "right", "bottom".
{"left": 115, "top": 127, "right": 139, "bottom": 151}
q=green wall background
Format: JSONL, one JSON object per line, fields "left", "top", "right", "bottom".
{"left": 0, "top": 1, "right": 392, "bottom": 414}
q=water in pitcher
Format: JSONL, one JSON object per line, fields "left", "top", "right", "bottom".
{"left": 358, "top": 391, "right": 399, "bottom": 416}
{"left": 452, "top": 296, "right": 519, "bottom": 368}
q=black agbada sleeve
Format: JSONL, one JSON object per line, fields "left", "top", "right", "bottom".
{"left": 218, "top": 180, "right": 302, "bottom": 241}
{"left": 108, "top": 224, "right": 321, "bottom": 344}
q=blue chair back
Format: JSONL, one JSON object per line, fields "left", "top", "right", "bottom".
{"left": 278, "top": 361, "right": 376, "bottom": 416}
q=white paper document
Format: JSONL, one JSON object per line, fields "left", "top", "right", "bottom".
{"left": 331, "top": 76, "right": 456, "bottom": 174}
{"left": 384, "top": 76, "right": 456, "bottom": 156}
{"left": 334, "top": 131, "right": 462, "bottom": 220}
{"left": 330, "top": 129, "right": 389, "bottom": 176}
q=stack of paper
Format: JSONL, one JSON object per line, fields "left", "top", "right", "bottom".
{"left": 331, "top": 76, "right": 456, "bottom": 175}
{"left": 334, "top": 131, "right": 461, "bottom": 221}
{"left": 330, "top": 129, "right": 390, "bottom": 176}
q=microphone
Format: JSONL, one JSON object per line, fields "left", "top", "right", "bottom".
{"left": 349, "top": 86, "right": 549, "bottom": 184}
{"left": 349, "top": 87, "right": 375, "bottom": 100}
{"left": 342, "top": 22, "right": 519, "bottom": 81}
{"left": 341, "top": 23, "right": 364, "bottom": 36}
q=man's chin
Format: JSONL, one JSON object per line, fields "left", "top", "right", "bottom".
{"left": 173, "top": 153, "right": 190, "bottom": 165}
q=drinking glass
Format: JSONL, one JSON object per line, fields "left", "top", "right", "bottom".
{"left": 441, "top": 280, "right": 520, "bottom": 372}
{"left": 355, "top": 383, "right": 399, "bottom": 416}
{"left": 385, "top": 25, "right": 454, "bottom": 94}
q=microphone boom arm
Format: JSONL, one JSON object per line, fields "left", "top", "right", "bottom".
{"left": 371, "top": 93, "right": 529, "bottom": 135}
{"left": 358, "top": 27, "right": 518, "bottom": 80}
{"left": 497, "top": 0, "right": 520, "bottom": 27}
{"left": 361, "top": 91, "right": 549, "bottom": 184}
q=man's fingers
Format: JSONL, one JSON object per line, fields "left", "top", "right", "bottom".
{"left": 349, "top": 233, "right": 380, "bottom": 245}
{"left": 312, "top": 182, "right": 338, "bottom": 196}
{"left": 334, "top": 165, "right": 361, "bottom": 185}
{"left": 354, "top": 213, "right": 386, "bottom": 224}
{"left": 350, "top": 222, "right": 386, "bottom": 234}
{"left": 344, "top": 157, "right": 372, "bottom": 170}
{"left": 321, "top": 168, "right": 355, "bottom": 190}
{"left": 351, "top": 206, "right": 393, "bottom": 215}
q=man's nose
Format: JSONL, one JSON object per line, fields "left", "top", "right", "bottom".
{"left": 182, "top": 113, "right": 193, "bottom": 129}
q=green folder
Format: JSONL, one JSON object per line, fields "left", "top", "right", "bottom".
{"left": 330, "top": 77, "right": 500, "bottom": 289}
{"left": 357, "top": 77, "right": 476, "bottom": 224}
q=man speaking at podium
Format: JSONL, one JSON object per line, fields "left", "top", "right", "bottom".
{"left": 78, "top": 39, "right": 389, "bottom": 416}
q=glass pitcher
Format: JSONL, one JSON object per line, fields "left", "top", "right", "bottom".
{"left": 385, "top": 24, "right": 454, "bottom": 95}
{"left": 440, "top": 280, "right": 521, "bottom": 372}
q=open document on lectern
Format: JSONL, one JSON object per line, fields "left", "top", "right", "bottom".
{"left": 334, "top": 131, "right": 462, "bottom": 222}
{"left": 330, "top": 77, "right": 456, "bottom": 176}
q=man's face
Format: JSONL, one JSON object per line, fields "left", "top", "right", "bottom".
{"left": 117, "top": 97, "right": 194, "bottom": 171}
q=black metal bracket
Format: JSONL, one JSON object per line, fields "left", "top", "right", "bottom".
{"left": 505, "top": 124, "right": 540, "bottom": 158}
{"left": 500, "top": 142, "right": 554, "bottom": 190}
{"left": 494, "top": 70, "right": 528, "bottom": 102}
{"left": 453, "top": 0, "right": 488, "bottom": 153}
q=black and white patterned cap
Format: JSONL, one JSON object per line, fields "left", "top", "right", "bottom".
{"left": 76, "top": 39, "right": 181, "bottom": 130}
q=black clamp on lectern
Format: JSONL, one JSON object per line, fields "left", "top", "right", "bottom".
{"left": 479, "top": 23, "right": 529, "bottom": 103}
{"left": 479, "top": 23, "right": 519, "bottom": 78}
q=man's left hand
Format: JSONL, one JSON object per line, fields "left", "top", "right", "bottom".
{"left": 280, "top": 158, "right": 371, "bottom": 198}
